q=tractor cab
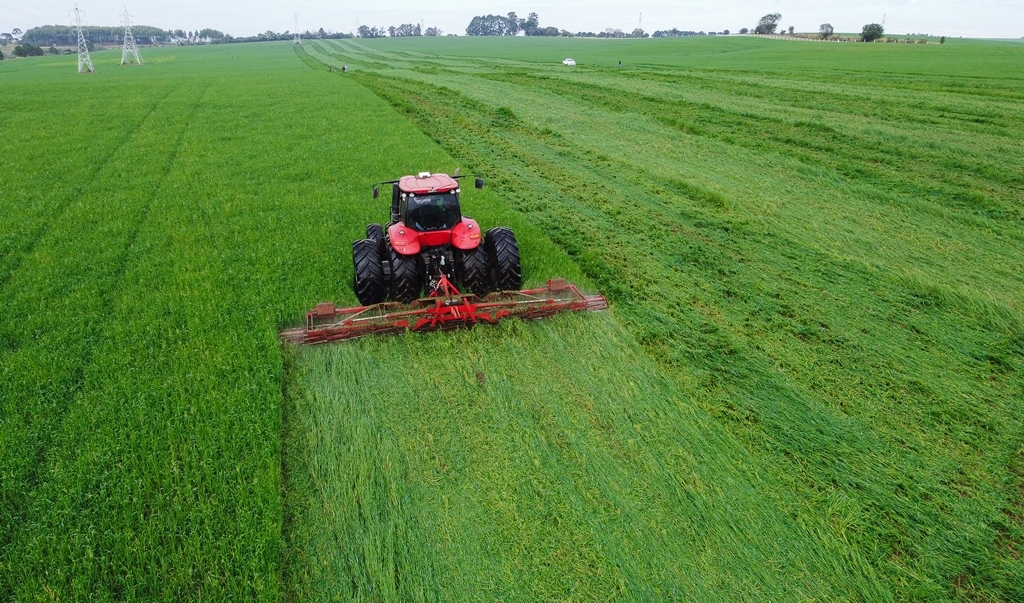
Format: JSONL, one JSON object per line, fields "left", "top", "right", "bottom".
{"left": 396, "top": 172, "right": 460, "bottom": 231}
{"left": 376, "top": 172, "right": 483, "bottom": 227}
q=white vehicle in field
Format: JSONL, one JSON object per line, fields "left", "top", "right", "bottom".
{"left": 562, "top": 58, "right": 576, "bottom": 66}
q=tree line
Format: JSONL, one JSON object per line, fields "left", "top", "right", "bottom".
{"left": 12, "top": 25, "right": 358, "bottom": 47}
{"left": 6, "top": 12, "right": 900, "bottom": 49}
{"left": 356, "top": 24, "right": 444, "bottom": 38}
{"left": 463, "top": 12, "right": 738, "bottom": 38}
{"left": 19, "top": 25, "right": 229, "bottom": 46}
{"left": 749, "top": 13, "right": 888, "bottom": 42}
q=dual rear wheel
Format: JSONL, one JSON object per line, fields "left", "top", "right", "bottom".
{"left": 352, "top": 224, "right": 521, "bottom": 305}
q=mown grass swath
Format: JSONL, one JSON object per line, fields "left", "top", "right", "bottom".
{"left": 301, "top": 37, "right": 1024, "bottom": 601}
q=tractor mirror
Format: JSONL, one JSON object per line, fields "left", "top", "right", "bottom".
{"left": 475, "top": 178, "right": 484, "bottom": 190}
{"left": 373, "top": 186, "right": 380, "bottom": 199}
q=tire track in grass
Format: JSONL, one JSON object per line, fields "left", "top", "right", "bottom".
{"left": 0, "top": 83, "right": 185, "bottom": 293}
{"left": 5, "top": 51, "right": 428, "bottom": 599}
{"left": 0, "top": 81, "right": 208, "bottom": 584}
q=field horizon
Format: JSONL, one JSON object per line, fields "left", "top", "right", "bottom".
{"left": 2, "top": 36, "right": 1022, "bottom": 601}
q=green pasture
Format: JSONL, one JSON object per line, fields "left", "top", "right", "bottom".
{"left": 328, "top": 34, "right": 1024, "bottom": 77}
{"left": 0, "top": 35, "right": 1021, "bottom": 602}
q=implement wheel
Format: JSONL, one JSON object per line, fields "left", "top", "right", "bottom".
{"left": 485, "top": 227, "right": 522, "bottom": 291}
{"left": 352, "top": 239, "right": 386, "bottom": 305}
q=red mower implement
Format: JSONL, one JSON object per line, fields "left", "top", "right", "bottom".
{"left": 280, "top": 171, "right": 607, "bottom": 344}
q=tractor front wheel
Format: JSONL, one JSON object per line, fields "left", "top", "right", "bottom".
{"left": 352, "top": 238, "right": 386, "bottom": 305}
{"left": 389, "top": 247, "right": 423, "bottom": 303}
{"left": 485, "top": 227, "right": 522, "bottom": 291}
{"left": 456, "top": 245, "right": 490, "bottom": 295}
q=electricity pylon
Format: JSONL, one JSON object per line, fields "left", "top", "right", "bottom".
{"left": 121, "top": 7, "right": 143, "bottom": 65}
{"left": 73, "top": 4, "right": 94, "bottom": 73}
{"left": 294, "top": 12, "right": 301, "bottom": 44}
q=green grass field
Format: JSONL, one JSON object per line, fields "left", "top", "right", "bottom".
{"left": 2, "top": 36, "right": 1023, "bottom": 601}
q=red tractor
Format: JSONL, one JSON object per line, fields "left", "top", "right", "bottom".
{"left": 352, "top": 171, "right": 522, "bottom": 304}
{"left": 279, "top": 171, "right": 606, "bottom": 344}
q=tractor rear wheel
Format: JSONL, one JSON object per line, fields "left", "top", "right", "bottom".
{"left": 389, "top": 247, "right": 422, "bottom": 303}
{"left": 455, "top": 245, "right": 490, "bottom": 295}
{"left": 485, "top": 227, "right": 522, "bottom": 291}
{"left": 366, "top": 224, "right": 391, "bottom": 284}
{"left": 366, "top": 224, "right": 385, "bottom": 255}
{"left": 352, "top": 238, "right": 386, "bottom": 305}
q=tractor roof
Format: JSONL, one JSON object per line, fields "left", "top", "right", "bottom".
{"left": 398, "top": 173, "right": 459, "bottom": 195}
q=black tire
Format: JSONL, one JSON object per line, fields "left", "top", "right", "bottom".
{"left": 455, "top": 245, "right": 490, "bottom": 295}
{"left": 485, "top": 227, "right": 522, "bottom": 291}
{"left": 352, "top": 239, "right": 386, "bottom": 305}
{"left": 389, "top": 247, "right": 422, "bottom": 303}
{"left": 366, "top": 224, "right": 385, "bottom": 255}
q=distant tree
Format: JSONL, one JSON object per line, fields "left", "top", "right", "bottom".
{"left": 12, "top": 28, "right": 22, "bottom": 41}
{"left": 390, "top": 23, "right": 419, "bottom": 37}
{"left": 739, "top": 27, "right": 749, "bottom": 34}
{"left": 788, "top": 25, "right": 794, "bottom": 34}
{"left": 631, "top": 28, "right": 646, "bottom": 38}
{"left": 506, "top": 12, "right": 520, "bottom": 36}
{"left": 861, "top": 23, "right": 884, "bottom": 41}
{"left": 466, "top": 14, "right": 521, "bottom": 36}
{"left": 754, "top": 13, "right": 781, "bottom": 34}
{"left": 819, "top": 23, "right": 833, "bottom": 39}
{"left": 199, "top": 28, "right": 225, "bottom": 41}
{"left": 467, "top": 15, "right": 503, "bottom": 36}
{"left": 0, "top": 49, "right": 4, "bottom": 60}
{"left": 318, "top": 27, "right": 325, "bottom": 38}
{"left": 722, "top": 29, "right": 730, "bottom": 35}
{"left": 13, "top": 43, "right": 44, "bottom": 57}
{"left": 357, "top": 25, "right": 386, "bottom": 38}
{"left": 522, "top": 12, "right": 540, "bottom": 35}
{"left": 0, "top": 33, "right": 11, "bottom": 47}
{"left": 939, "top": 36, "right": 945, "bottom": 44}
{"left": 424, "top": 27, "right": 442, "bottom": 36}
{"left": 48, "top": 45, "right": 58, "bottom": 54}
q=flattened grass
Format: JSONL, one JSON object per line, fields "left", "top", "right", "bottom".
{"left": 301, "top": 37, "right": 1024, "bottom": 600}
{"left": 286, "top": 314, "right": 887, "bottom": 601}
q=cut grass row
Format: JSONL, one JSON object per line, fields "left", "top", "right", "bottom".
{"left": 285, "top": 311, "right": 889, "bottom": 601}
{"left": 303, "top": 37, "right": 1024, "bottom": 600}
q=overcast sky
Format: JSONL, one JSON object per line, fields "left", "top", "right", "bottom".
{"left": 2, "top": 1, "right": 1022, "bottom": 39}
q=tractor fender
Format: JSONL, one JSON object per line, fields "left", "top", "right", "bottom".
{"left": 450, "top": 218, "right": 483, "bottom": 251}
{"left": 387, "top": 223, "right": 420, "bottom": 255}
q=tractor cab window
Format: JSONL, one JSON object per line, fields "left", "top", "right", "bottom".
{"left": 403, "top": 192, "right": 461, "bottom": 231}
